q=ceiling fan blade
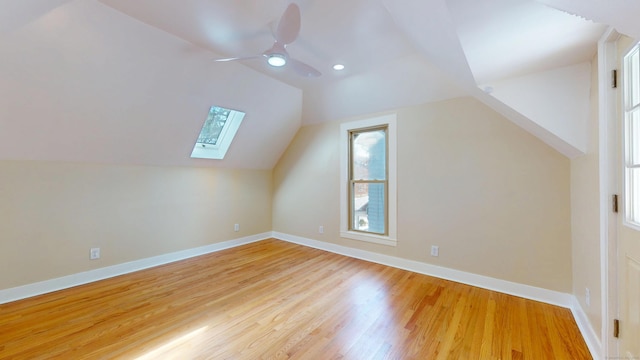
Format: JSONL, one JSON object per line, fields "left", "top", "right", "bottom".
{"left": 289, "top": 58, "right": 321, "bottom": 77}
{"left": 215, "top": 55, "right": 262, "bottom": 62}
{"left": 275, "top": 3, "right": 301, "bottom": 45}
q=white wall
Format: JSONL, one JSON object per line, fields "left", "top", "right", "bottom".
{"left": 489, "top": 62, "right": 592, "bottom": 154}
{"left": 570, "top": 55, "right": 602, "bottom": 338}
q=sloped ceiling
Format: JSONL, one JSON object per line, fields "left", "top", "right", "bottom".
{"left": 0, "top": 0, "right": 636, "bottom": 168}
{"left": 0, "top": 1, "right": 301, "bottom": 169}
{"left": 0, "top": 0, "right": 71, "bottom": 34}
{"left": 539, "top": 0, "right": 640, "bottom": 39}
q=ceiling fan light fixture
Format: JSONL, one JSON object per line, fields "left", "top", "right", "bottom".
{"left": 267, "top": 54, "right": 287, "bottom": 67}
{"left": 216, "top": 4, "right": 321, "bottom": 77}
{"left": 333, "top": 64, "right": 345, "bottom": 71}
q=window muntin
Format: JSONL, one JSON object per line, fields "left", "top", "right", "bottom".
{"left": 349, "top": 127, "right": 388, "bottom": 235}
{"left": 624, "top": 43, "right": 640, "bottom": 224}
{"left": 191, "top": 106, "right": 245, "bottom": 160}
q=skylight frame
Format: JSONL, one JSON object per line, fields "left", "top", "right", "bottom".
{"left": 190, "top": 106, "right": 245, "bottom": 160}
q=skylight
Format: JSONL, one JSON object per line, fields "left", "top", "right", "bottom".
{"left": 191, "top": 106, "right": 245, "bottom": 160}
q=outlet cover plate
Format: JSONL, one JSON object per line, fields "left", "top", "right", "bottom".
{"left": 430, "top": 245, "right": 439, "bottom": 257}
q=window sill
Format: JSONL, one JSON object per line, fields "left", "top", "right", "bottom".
{"left": 340, "top": 231, "right": 397, "bottom": 247}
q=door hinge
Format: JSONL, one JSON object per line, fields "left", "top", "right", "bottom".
{"left": 613, "top": 194, "right": 619, "bottom": 213}
{"left": 614, "top": 318, "right": 620, "bottom": 338}
{"left": 612, "top": 69, "right": 618, "bottom": 88}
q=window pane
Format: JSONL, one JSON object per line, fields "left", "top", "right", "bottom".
{"left": 352, "top": 129, "right": 386, "bottom": 180}
{"left": 197, "top": 106, "right": 231, "bottom": 146}
{"left": 625, "top": 44, "right": 640, "bottom": 225}
{"left": 630, "top": 109, "right": 640, "bottom": 167}
{"left": 351, "top": 182, "right": 385, "bottom": 234}
{"left": 629, "top": 168, "right": 640, "bottom": 223}
{"left": 631, "top": 49, "right": 640, "bottom": 108}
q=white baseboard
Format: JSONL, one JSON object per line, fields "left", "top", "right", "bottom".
{"left": 273, "top": 232, "right": 573, "bottom": 307}
{"left": 570, "top": 297, "right": 603, "bottom": 360}
{"left": 273, "top": 232, "right": 603, "bottom": 359}
{"left": 0, "top": 233, "right": 271, "bottom": 304}
{"left": 0, "top": 231, "right": 601, "bottom": 360}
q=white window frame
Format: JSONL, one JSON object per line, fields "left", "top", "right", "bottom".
{"left": 624, "top": 42, "right": 640, "bottom": 228}
{"left": 340, "top": 114, "right": 397, "bottom": 246}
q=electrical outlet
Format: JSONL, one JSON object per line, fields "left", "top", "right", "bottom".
{"left": 90, "top": 248, "right": 100, "bottom": 260}
{"left": 585, "top": 287, "right": 590, "bottom": 307}
{"left": 234, "top": 224, "right": 239, "bottom": 232}
{"left": 430, "top": 245, "right": 439, "bottom": 257}
{"left": 319, "top": 225, "right": 324, "bottom": 234}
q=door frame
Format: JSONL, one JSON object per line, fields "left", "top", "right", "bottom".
{"left": 598, "top": 26, "right": 620, "bottom": 358}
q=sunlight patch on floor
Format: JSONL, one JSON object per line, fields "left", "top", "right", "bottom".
{"left": 135, "top": 326, "right": 209, "bottom": 360}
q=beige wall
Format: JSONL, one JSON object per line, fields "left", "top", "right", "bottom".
{"left": 0, "top": 161, "right": 272, "bottom": 289}
{"left": 1, "top": 96, "right": 577, "bottom": 295}
{"left": 273, "top": 97, "right": 572, "bottom": 292}
{"left": 570, "top": 55, "right": 602, "bottom": 338}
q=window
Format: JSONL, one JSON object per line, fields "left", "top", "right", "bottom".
{"left": 191, "top": 106, "right": 245, "bottom": 160}
{"left": 624, "top": 43, "right": 640, "bottom": 225}
{"left": 350, "top": 127, "right": 387, "bottom": 234}
{"left": 340, "top": 114, "right": 397, "bottom": 246}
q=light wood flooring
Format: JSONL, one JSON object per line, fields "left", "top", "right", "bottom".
{"left": 0, "top": 239, "right": 591, "bottom": 359}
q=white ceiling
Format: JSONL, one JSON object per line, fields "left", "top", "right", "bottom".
{"left": 540, "top": 0, "right": 640, "bottom": 40}
{"left": 0, "top": 0, "right": 636, "bottom": 168}
{"left": 450, "top": 0, "right": 607, "bottom": 85}
{"left": 97, "top": 0, "right": 611, "bottom": 120}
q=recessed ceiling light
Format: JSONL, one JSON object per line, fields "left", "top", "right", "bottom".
{"left": 333, "top": 64, "right": 345, "bottom": 71}
{"left": 267, "top": 54, "right": 287, "bottom": 67}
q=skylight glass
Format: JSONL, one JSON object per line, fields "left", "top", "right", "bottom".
{"left": 191, "top": 105, "right": 245, "bottom": 160}
{"left": 197, "top": 106, "right": 230, "bottom": 146}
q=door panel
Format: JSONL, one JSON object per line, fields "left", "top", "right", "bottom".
{"left": 622, "top": 254, "right": 640, "bottom": 358}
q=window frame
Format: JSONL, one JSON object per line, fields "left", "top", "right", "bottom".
{"left": 340, "top": 114, "right": 397, "bottom": 246}
{"left": 624, "top": 42, "right": 640, "bottom": 228}
{"left": 348, "top": 126, "right": 389, "bottom": 236}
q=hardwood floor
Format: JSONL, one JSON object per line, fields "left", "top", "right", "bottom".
{"left": 0, "top": 239, "right": 591, "bottom": 359}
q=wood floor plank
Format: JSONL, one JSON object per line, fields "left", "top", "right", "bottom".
{"left": 0, "top": 239, "right": 592, "bottom": 359}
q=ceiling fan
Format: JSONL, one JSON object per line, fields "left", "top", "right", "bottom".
{"left": 215, "top": 3, "right": 321, "bottom": 77}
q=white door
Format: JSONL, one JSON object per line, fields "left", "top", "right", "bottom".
{"left": 617, "top": 37, "right": 640, "bottom": 359}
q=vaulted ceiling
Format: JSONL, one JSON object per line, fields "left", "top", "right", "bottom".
{"left": 0, "top": 1, "right": 637, "bottom": 169}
